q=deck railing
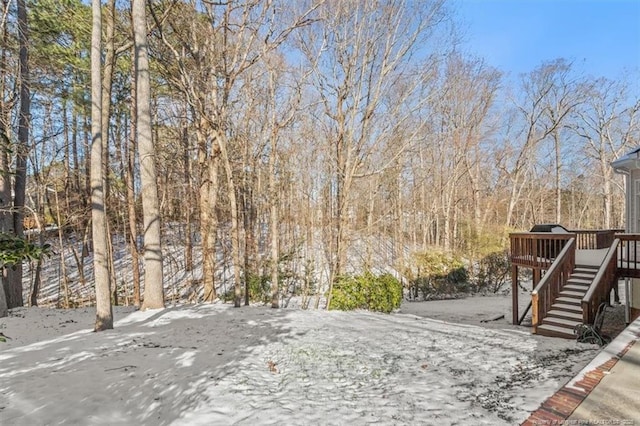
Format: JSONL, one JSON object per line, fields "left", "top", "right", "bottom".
{"left": 571, "top": 229, "right": 623, "bottom": 250}
{"left": 510, "top": 232, "right": 575, "bottom": 270}
{"left": 582, "top": 239, "right": 619, "bottom": 324}
{"left": 616, "top": 233, "right": 640, "bottom": 278}
{"left": 531, "top": 238, "right": 576, "bottom": 332}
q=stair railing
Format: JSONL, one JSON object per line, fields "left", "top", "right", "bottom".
{"left": 570, "top": 229, "right": 623, "bottom": 249}
{"left": 509, "top": 232, "right": 574, "bottom": 269}
{"left": 616, "top": 233, "right": 640, "bottom": 278}
{"left": 531, "top": 238, "right": 576, "bottom": 333}
{"left": 581, "top": 238, "right": 619, "bottom": 325}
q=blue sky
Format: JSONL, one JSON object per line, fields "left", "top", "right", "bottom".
{"left": 455, "top": 0, "right": 640, "bottom": 86}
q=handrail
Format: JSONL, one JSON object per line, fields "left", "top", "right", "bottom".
{"left": 616, "top": 234, "right": 640, "bottom": 278}
{"left": 581, "top": 238, "right": 619, "bottom": 325}
{"left": 510, "top": 232, "right": 575, "bottom": 270}
{"left": 569, "top": 229, "right": 623, "bottom": 250}
{"left": 531, "top": 238, "right": 576, "bottom": 332}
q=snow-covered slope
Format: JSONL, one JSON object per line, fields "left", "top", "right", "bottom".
{"left": 0, "top": 303, "right": 598, "bottom": 425}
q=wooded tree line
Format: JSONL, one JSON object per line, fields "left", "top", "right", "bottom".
{"left": 0, "top": 0, "right": 638, "bottom": 323}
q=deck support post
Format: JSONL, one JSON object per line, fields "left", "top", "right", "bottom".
{"left": 512, "top": 265, "right": 519, "bottom": 324}
{"left": 531, "top": 292, "right": 539, "bottom": 333}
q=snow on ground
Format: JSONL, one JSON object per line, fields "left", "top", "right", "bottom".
{"left": 0, "top": 294, "right": 601, "bottom": 426}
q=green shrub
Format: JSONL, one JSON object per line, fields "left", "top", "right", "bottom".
{"left": 329, "top": 275, "right": 366, "bottom": 311}
{"left": 219, "top": 274, "right": 272, "bottom": 304}
{"left": 220, "top": 289, "right": 235, "bottom": 303}
{"left": 475, "top": 250, "right": 511, "bottom": 294}
{"left": 330, "top": 272, "right": 402, "bottom": 313}
{"left": 248, "top": 273, "right": 271, "bottom": 303}
{"left": 459, "top": 224, "right": 510, "bottom": 258}
{"left": 0, "top": 233, "right": 51, "bottom": 266}
{"left": 409, "top": 250, "right": 469, "bottom": 300}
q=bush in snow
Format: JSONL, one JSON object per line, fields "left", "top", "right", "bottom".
{"left": 219, "top": 273, "right": 275, "bottom": 304}
{"left": 0, "top": 233, "right": 51, "bottom": 265}
{"left": 330, "top": 272, "right": 402, "bottom": 313}
{"left": 249, "top": 273, "right": 272, "bottom": 303}
{"left": 408, "top": 250, "right": 469, "bottom": 300}
{"left": 475, "top": 250, "right": 511, "bottom": 294}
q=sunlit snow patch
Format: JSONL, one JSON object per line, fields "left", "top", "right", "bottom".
{"left": 175, "top": 350, "right": 197, "bottom": 367}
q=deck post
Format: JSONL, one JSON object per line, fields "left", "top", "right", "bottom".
{"left": 512, "top": 264, "right": 519, "bottom": 324}
{"left": 531, "top": 292, "right": 539, "bottom": 333}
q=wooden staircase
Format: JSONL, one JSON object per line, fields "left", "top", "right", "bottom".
{"left": 536, "top": 266, "right": 598, "bottom": 339}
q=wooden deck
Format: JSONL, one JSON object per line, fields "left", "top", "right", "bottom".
{"left": 509, "top": 230, "right": 640, "bottom": 338}
{"left": 575, "top": 249, "right": 607, "bottom": 267}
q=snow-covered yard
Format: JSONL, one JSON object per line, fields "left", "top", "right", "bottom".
{"left": 0, "top": 298, "right": 600, "bottom": 425}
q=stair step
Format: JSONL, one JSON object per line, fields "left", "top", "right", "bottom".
{"left": 572, "top": 267, "right": 597, "bottom": 272}
{"left": 572, "top": 272, "right": 597, "bottom": 279}
{"left": 574, "top": 265, "right": 599, "bottom": 271}
{"left": 555, "top": 296, "right": 582, "bottom": 306}
{"left": 564, "top": 284, "right": 589, "bottom": 292}
{"left": 542, "top": 316, "right": 582, "bottom": 329}
{"left": 536, "top": 323, "right": 576, "bottom": 339}
{"left": 533, "top": 263, "right": 602, "bottom": 340}
{"left": 572, "top": 268, "right": 598, "bottom": 274}
{"left": 546, "top": 309, "right": 583, "bottom": 322}
{"left": 552, "top": 303, "right": 583, "bottom": 313}
{"left": 559, "top": 290, "right": 585, "bottom": 299}
{"left": 567, "top": 277, "right": 592, "bottom": 282}
{"left": 569, "top": 271, "right": 595, "bottom": 277}
{"left": 567, "top": 277, "right": 594, "bottom": 285}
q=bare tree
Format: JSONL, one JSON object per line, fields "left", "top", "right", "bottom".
{"left": 503, "top": 60, "right": 577, "bottom": 228}
{"left": 100, "top": 0, "right": 117, "bottom": 303}
{"left": 0, "top": 0, "right": 14, "bottom": 316}
{"left": 428, "top": 54, "right": 500, "bottom": 250}
{"left": 298, "top": 0, "right": 449, "bottom": 306}
{"left": 126, "top": 43, "right": 141, "bottom": 307}
{"left": 91, "top": 0, "right": 113, "bottom": 331}
{"left": 538, "top": 59, "right": 584, "bottom": 224}
{"left": 150, "top": 0, "right": 317, "bottom": 306}
{"left": 573, "top": 77, "right": 640, "bottom": 228}
{"left": 148, "top": 1, "right": 222, "bottom": 303}
{"left": 3, "top": 0, "right": 30, "bottom": 309}
{"left": 262, "top": 54, "right": 303, "bottom": 308}
{"left": 133, "top": 0, "right": 164, "bottom": 309}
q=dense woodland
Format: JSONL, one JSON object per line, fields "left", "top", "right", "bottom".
{"left": 0, "top": 0, "right": 638, "bottom": 326}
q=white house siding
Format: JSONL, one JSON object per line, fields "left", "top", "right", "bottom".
{"left": 629, "top": 170, "right": 640, "bottom": 320}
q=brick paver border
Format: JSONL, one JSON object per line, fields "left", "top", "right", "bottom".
{"left": 521, "top": 340, "right": 637, "bottom": 425}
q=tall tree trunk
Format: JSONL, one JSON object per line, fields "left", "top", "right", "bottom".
{"left": 217, "top": 131, "right": 242, "bottom": 308}
{"left": 182, "top": 123, "right": 193, "bottom": 272}
{"left": 197, "top": 121, "right": 218, "bottom": 303}
{"left": 72, "top": 109, "right": 81, "bottom": 205}
{"left": 0, "top": 0, "right": 12, "bottom": 317}
{"left": 327, "top": 124, "right": 347, "bottom": 310}
{"left": 53, "top": 189, "right": 70, "bottom": 308}
{"left": 602, "top": 161, "right": 613, "bottom": 229}
{"left": 396, "top": 168, "right": 405, "bottom": 264}
{"left": 91, "top": 0, "right": 113, "bottom": 331}
{"left": 29, "top": 186, "right": 45, "bottom": 306}
{"left": 242, "top": 172, "right": 250, "bottom": 306}
{"left": 6, "top": 0, "right": 30, "bottom": 309}
{"left": 241, "top": 149, "right": 258, "bottom": 307}
{"left": 0, "top": 281, "right": 5, "bottom": 317}
{"left": 133, "top": 0, "right": 164, "bottom": 310}
{"left": 269, "top": 130, "right": 279, "bottom": 308}
{"left": 554, "top": 131, "right": 562, "bottom": 224}
{"left": 102, "top": 0, "right": 117, "bottom": 304}
{"left": 62, "top": 97, "right": 70, "bottom": 212}
{"left": 127, "top": 43, "right": 141, "bottom": 307}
